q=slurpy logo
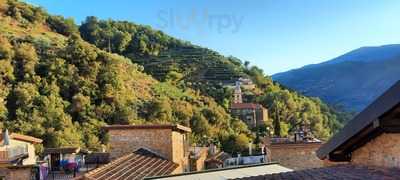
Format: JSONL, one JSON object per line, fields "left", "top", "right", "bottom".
{"left": 156, "top": 8, "right": 244, "bottom": 34}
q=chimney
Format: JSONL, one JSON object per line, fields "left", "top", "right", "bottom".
{"left": 209, "top": 143, "right": 217, "bottom": 156}
{"left": 248, "top": 142, "right": 252, "bottom": 156}
{"left": 3, "top": 129, "right": 10, "bottom": 146}
{"left": 260, "top": 144, "right": 265, "bottom": 154}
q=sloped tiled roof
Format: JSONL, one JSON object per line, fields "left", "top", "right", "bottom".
{"left": 84, "top": 148, "right": 179, "bottom": 180}
{"left": 43, "top": 147, "right": 81, "bottom": 155}
{"left": 205, "top": 151, "right": 231, "bottom": 163}
{"left": 0, "top": 133, "right": 42, "bottom": 144}
{"left": 103, "top": 124, "right": 191, "bottom": 133}
{"left": 231, "top": 165, "right": 400, "bottom": 180}
{"left": 231, "top": 103, "right": 264, "bottom": 109}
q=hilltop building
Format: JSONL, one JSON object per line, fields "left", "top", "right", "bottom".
{"left": 224, "top": 78, "right": 256, "bottom": 90}
{"left": 230, "top": 81, "right": 268, "bottom": 128}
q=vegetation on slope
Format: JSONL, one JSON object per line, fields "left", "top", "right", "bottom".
{"left": 0, "top": 0, "right": 252, "bottom": 152}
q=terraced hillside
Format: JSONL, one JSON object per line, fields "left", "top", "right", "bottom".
{"left": 134, "top": 47, "right": 242, "bottom": 83}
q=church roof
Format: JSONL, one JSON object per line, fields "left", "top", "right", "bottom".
{"left": 231, "top": 103, "right": 264, "bottom": 109}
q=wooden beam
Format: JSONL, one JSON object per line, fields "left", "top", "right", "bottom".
{"left": 380, "top": 118, "right": 400, "bottom": 127}
{"left": 328, "top": 125, "right": 383, "bottom": 162}
{"left": 382, "top": 126, "right": 400, "bottom": 133}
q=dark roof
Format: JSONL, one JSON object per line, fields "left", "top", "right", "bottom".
{"left": 231, "top": 165, "right": 400, "bottom": 180}
{"left": 317, "top": 81, "right": 400, "bottom": 161}
{"left": 0, "top": 133, "right": 43, "bottom": 144}
{"left": 84, "top": 148, "right": 179, "bottom": 180}
{"left": 270, "top": 142, "right": 322, "bottom": 149}
{"left": 43, "top": 147, "right": 80, "bottom": 155}
{"left": 231, "top": 103, "right": 264, "bottom": 109}
{"left": 103, "top": 124, "right": 191, "bottom": 133}
{"left": 147, "top": 163, "right": 291, "bottom": 180}
{"left": 270, "top": 137, "right": 322, "bottom": 145}
{"left": 85, "top": 152, "right": 110, "bottom": 164}
{"left": 205, "top": 151, "right": 231, "bottom": 163}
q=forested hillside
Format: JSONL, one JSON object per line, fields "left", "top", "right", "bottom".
{"left": 0, "top": 0, "right": 254, "bottom": 152}
{"left": 0, "top": 0, "right": 350, "bottom": 153}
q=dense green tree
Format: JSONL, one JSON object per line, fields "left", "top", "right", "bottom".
{"left": 47, "top": 15, "right": 79, "bottom": 36}
{"left": 13, "top": 43, "right": 39, "bottom": 80}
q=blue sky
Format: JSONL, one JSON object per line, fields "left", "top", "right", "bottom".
{"left": 26, "top": 0, "right": 400, "bottom": 75}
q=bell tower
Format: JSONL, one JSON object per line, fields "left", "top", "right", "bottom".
{"left": 233, "top": 81, "right": 242, "bottom": 104}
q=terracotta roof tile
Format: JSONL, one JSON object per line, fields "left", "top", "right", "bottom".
{"left": 0, "top": 133, "right": 43, "bottom": 144}
{"left": 231, "top": 165, "right": 400, "bottom": 180}
{"left": 103, "top": 124, "right": 191, "bottom": 133}
{"left": 43, "top": 147, "right": 80, "bottom": 155}
{"left": 84, "top": 148, "right": 179, "bottom": 180}
{"left": 205, "top": 152, "right": 231, "bottom": 163}
{"left": 231, "top": 103, "right": 264, "bottom": 109}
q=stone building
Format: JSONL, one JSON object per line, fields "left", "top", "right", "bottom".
{"left": 231, "top": 103, "right": 268, "bottom": 128}
{"left": 103, "top": 124, "right": 191, "bottom": 173}
{"left": 269, "top": 141, "right": 323, "bottom": 170}
{"left": 230, "top": 82, "right": 268, "bottom": 128}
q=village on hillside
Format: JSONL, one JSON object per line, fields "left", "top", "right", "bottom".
{"left": 1, "top": 0, "right": 400, "bottom": 180}
{"left": 1, "top": 80, "right": 400, "bottom": 179}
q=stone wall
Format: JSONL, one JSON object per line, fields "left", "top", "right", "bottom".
{"left": 351, "top": 133, "right": 400, "bottom": 168}
{"left": 256, "top": 107, "right": 268, "bottom": 126}
{"left": 270, "top": 142, "right": 323, "bottom": 170}
{"left": 171, "top": 131, "right": 189, "bottom": 172}
{"left": 108, "top": 128, "right": 173, "bottom": 160}
{"left": 0, "top": 166, "right": 32, "bottom": 180}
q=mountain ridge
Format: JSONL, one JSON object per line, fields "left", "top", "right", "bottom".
{"left": 273, "top": 44, "right": 400, "bottom": 112}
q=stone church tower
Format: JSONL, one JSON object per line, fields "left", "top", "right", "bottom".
{"left": 233, "top": 81, "right": 242, "bottom": 104}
